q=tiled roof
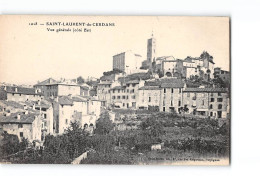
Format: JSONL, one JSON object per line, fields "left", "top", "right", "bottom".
{"left": 126, "top": 80, "right": 140, "bottom": 84}
{"left": 183, "top": 88, "right": 227, "bottom": 92}
{"left": 98, "top": 82, "right": 112, "bottom": 85}
{"left": 0, "top": 112, "right": 39, "bottom": 124}
{"left": 23, "top": 100, "right": 51, "bottom": 109}
{"left": 145, "top": 78, "right": 184, "bottom": 88}
{"left": 34, "top": 78, "right": 57, "bottom": 86}
{"left": 0, "top": 86, "right": 43, "bottom": 96}
{"left": 0, "top": 100, "right": 24, "bottom": 109}
{"left": 111, "top": 86, "right": 125, "bottom": 90}
{"left": 100, "top": 74, "right": 115, "bottom": 81}
{"left": 72, "top": 96, "right": 89, "bottom": 102}
{"left": 139, "top": 86, "right": 160, "bottom": 90}
{"left": 58, "top": 96, "right": 73, "bottom": 105}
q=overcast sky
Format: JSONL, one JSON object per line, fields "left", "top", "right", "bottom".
{"left": 0, "top": 16, "right": 229, "bottom": 85}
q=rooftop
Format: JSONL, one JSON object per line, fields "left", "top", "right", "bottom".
{"left": 0, "top": 111, "right": 39, "bottom": 124}
{"left": 0, "top": 86, "right": 43, "bottom": 96}
{"left": 183, "top": 88, "right": 228, "bottom": 93}
{"left": 139, "top": 86, "right": 160, "bottom": 90}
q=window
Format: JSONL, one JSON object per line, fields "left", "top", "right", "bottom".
{"left": 148, "top": 97, "right": 151, "bottom": 102}
{"left": 122, "top": 96, "right": 125, "bottom": 99}
{"left": 218, "top": 93, "right": 222, "bottom": 96}
{"left": 132, "top": 95, "right": 135, "bottom": 99}
{"left": 112, "top": 96, "right": 115, "bottom": 99}
{"left": 178, "top": 100, "right": 181, "bottom": 106}
{"left": 171, "top": 100, "right": 173, "bottom": 106}
{"left": 210, "top": 98, "right": 214, "bottom": 102}
{"left": 179, "top": 88, "right": 181, "bottom": 93}
{"left": 118, "top": 90, "right": 120, "bottom": 93}
{"left": 211, "top": 93, "right": 214, "bottom": 96}
{"left": 20, "top": 132, "right": 23, "bottom": 138}
{"left": 117, "top": 96, "right": 120, "bottom": 99}
{"left": 210, "top": 112, "right": 213, "bottom": 116}
{"left": 65, "top": 119, "right": 68, "bottom": 125}
{"left": 202, "top": 100, "right": 204, "bottom": 105}
{"left": 171, "top": 88, "right": 174, "bottom": 93}
{"left": 163, "top": 100, "right": 165, "bottom": 106}
{"left": 209, "top": 104, "right": 213, "bottom": 109}
{"left": 217, "top": 98, "right": 223, "bottom": 102}
{"left": 113, "top": 90, "right": 115, "bottom": 93}
{"left": 19, "top": 94, "right": 21, "bottom": 96}
{"left": 18, "top": 124, "right": 23, "bottom": 128}
{"left": 44, "top": 114, "right": 47, "bottom": 119}
{"left": 218, "top": 104, "right": 222, "bottom": 109}
{"left": 123, "top": 103, "right": 125, "bottom": 107}
{"left": 163, "top": 107, "right": 166, "bottom": 112}
{"left": 164, "top": 88, "right": 166, "bottom": 93}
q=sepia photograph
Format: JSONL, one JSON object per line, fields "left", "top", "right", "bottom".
{"left": 0, "top": 15, "right": 230, "bottom": 165}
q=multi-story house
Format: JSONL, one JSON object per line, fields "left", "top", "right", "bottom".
{"left": 34, "top": 79, "right": 81, "bottom": 98}
{"left": 214, "top": 67, "right": 230, "bottom": 82}
{"left": 0, "top": 86, "right": 43, "bottom": 102}
{"left": 51, "top": 95, "right": 101, "bottom": 135}
{"left": 0, "top": 111, "right": 42, "bottom": 142}
{"left": 110, "top": 79, "right": 145, "bottom": 109}
{"left": 159, "top": 79, "right": 185, "bottom": 113}
{"left": 182, "top": 87, "right": 229, "bottom": 118}
{"left": 138, "top": 86, "right": 161, "bottom": 110}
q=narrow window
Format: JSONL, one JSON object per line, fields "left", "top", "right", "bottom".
{"left": 20, "top": 132, "right": 23, "bottom": 138}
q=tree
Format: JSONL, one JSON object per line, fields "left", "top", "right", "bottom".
{"left": 95, "top": 112, "right": 114, "bottom": 135}
{"left": 77, "top": 76, "right": 85, "bottom": 84}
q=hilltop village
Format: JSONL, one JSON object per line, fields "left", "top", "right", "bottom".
{"left": 0, "top": 35, "right": 230, "bottom": 164}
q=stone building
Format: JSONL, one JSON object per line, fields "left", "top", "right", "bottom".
{"left": 34, "top": 79, "right": 80, "bottom": 98}
{"left": 0, "top": 86, "right": 43, "bottom": 102}
{"left": 51, "top": 95, "right": 101, "bottom": 135}
{"left": 138, "top": 86, "right": 161, "bottom": 110}
{"left": 214, "top": 67, "right": 230, "bottom": 82}
{"left": 182, "top": 87, "right": 229, "bottom": 118}
{"left": 113, "top": 50, "right": 143, "bottom": 74}
{"left": 159, "top": 79, "right": 185, "bottom": 113}
{"left": 0, "top": 111, "right": 42, "bottom": 142}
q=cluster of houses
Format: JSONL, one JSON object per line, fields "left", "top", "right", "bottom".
{"left": 0, "top": 80, "right": 102, "bottom": 144}
{"left": 0, "top": 35, "right": 230, "bottom": 146}
{"left": 97, "top": 35, "right": 230, "bottom": 119}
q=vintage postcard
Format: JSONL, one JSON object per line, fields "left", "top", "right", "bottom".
{"left": 0, "top": 16, "right": 230, "bottom": 165}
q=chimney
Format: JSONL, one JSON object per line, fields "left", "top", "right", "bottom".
{"left": 55, "top": 97, "right": 59, "bottom": 102}
{"left": 23, "top": 105, "right": 27, "bottom": 110}
{"left": 17, "top": 113, "right": 21, "bottom": 120}
{"left": 37, "top": 100, "right": 41, "bottom": 105}
{"left": 24, "top": 110, "right": 28, "bottom": 115}
{"left": 15, "top": 87, "right": 18, "bottom": 92}
{"left": 4, "top": 86, "right": 7, "bottom": 91}
{"left": 35, "top": 89, "right": 38, "bottom": 93}
{"left": 32, "top": 103, "right": 35, "bottom": 110}
{"left": 68, "top": 94, "right": 72, "bottom": 99}
{"left": 5, "top": 110, "right": 11, "bottom": 116}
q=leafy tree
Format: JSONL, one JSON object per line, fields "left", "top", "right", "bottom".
{"left": 94, "top": 112, "right": 114, "bottom": 135}
{"left": 77, "top": 76, "right": 85, "bottom": 84}
{"left": 1, "top": 133, "right": 20, "bottom": 156}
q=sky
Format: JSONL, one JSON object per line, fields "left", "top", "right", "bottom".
{"left": 0, "top": 16, "right": 230, "bottom": 85}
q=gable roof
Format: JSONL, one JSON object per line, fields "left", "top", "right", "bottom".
{"left": 1, "top": 86, "right": 43, "bottom": 96}
{"left": 34, "top": 78, "right": 57, "bottom": 86}
{"left": 139, "top": 86, "right": 160, "bottom": 90}
{"left": 183, "top": 88, "right": 227, "bottom": 93}
{"left": 145, "top": 78, "right": 184, "bottom": 88}
{"left": 0, "top": 112, "right": 39, "bottom": 124}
